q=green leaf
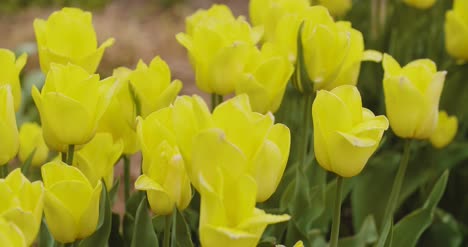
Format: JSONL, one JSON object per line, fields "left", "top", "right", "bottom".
{"left": 391, "top": 170, "right": 449, "bottom": 247}
{"left": 123, "top": 191, "right": 145, "bottom": 244}
{"left": 79, "top": 182, "right": 112, "bottom": 247}
{"left": 339, "top": 216, "right": 378, "bottom": 247}
{"left": 38, "top": 219, "right": 55, "bottom": 247}
{"left": 375, "top": 218, "right": 393, "bottom": 247}
{"left": 21, "top": 148, "right": 36, "bottom": 175}
{"left": 418, "top": 209, "right": 464, "bottom": 247}
{"left": 291, "top": 22, "right": 314, "bottom": 94}
{"left": 109, "top": 178, "right": 120, "bottom": 205}
{"left": 131, "top": 196, "right": 159, "bottom": 247}
{"left": 174, "top": 208, "right": 194, "bottom": 247}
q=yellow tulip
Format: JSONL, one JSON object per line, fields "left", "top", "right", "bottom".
{"left": 73, "top": 133, "right": 123, "bottom": 189}
{"left": 136, "top": 108, "right": 192, "bottom": 215}
{"left": 176, "top": 4, "right": 263, "bottom": 95}
{"left": 319, "top": 0, "right": 352, "bottom": 17}
{"left": 196, "top": 143, "right": 290, "bottom": 247}
{"left": 41, "top": 161, "right": 102, "bottom": 243}
{"left": 382, "top": 54, "right": 445, "bottom": 139}
{"left": 0, "top": 217, "right": 27, "bottom": 247}
{"left": 235, "top": 43, "right": 294, "bottom": 113}
{"left": 34, "top": 7, "right": 114, "bottom": 74}
{"left": 0, "top": 49, "right": 27, "bottom": 112}
{"left": 171, "top": 95, "right": 290, "bottom": 202}
{"left": 445, "top": 0, "right": 468, "bottom": 61}
{"left": 249, "top": 0, "right": 310, "bottom": 42}
{"left": 430, "top": 111, "right": 458, "bottom": 149}
{"left": 0, "top": 169, "right": 44, "bottom": 246}
{"left": 312, "top": 85, "right": 389, "bottom": 177}
{"left": 98, "top": 67, "right": 139, "bottom": 154}
{"left": 32, "top": 63, "right": 116, "bottom": 152}
{"left": 18, "top": 122, "right": 49, "bottom": 167}
{"left": 0, "top": 85, "right": 19, "bottom": 166}
{"left": 128, "top": 56, "right": 182, "bottom": 118}
{"left": 403, "top": 0, "right": 436, "bottom": 9}
{"left": 294, "top": 241, "right": 304, "bottom": 247}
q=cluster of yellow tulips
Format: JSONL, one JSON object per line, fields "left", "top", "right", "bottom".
{"left": 0, "top": 0, "right": 466, "bottom": 246}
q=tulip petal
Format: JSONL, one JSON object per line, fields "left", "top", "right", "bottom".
{"left": 77, "top": 181, "right": 102, "bottom": 239}
{"left": 135, "top": 175, "right": 174, "bottom": 215}
{"left": 200, "top": 225, "right": 258, "bottom": 247}
{"left": 382, "top": 54, "right": 401, "bottom": 77}
{"left": 3, "top": 209, "right": 38, "bottom": 246}
{"left": 44, "top": 189, "right": 78, "bottom": 243}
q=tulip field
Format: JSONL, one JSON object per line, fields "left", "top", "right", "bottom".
{"left": 0, "top": 0, "right": 468, "bottom": 246}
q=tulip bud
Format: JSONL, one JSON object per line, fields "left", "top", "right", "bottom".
{"left": 318, "top": 0, "right": 352, "bottom": 17}
{"left": 0, "top": 49, "right": 27, "bottom": 112}
{"left": 312, "top": 85, "right": 389, "bottom": 177}
{"left": 33, "top": 7, "right": 114, "bottom": 74}
{"left": 0, "top": 217, "right": 27, "bottom": 247}
{"left": 18, "top": 122, "right": 49, "bottom": 167}
{"left": 235, "top": 43, "right": 294, "bottom": 113}
{"left": 382, "top": 54, "right": 445, "bottom": 139}
{"left": 445, "top": 0, "right": 468, "bottom": 61}
{"left": 0, "top": 169, "right": 44, "bottom": 246}
{"left": 32, "top": 63, "right": 116, "bottom": 152}
{"left": 403, "top": 0, "right": 436, "bottom": 9}
{"left": 136, "top": 108, "right": 192, "bottom": 215}
{"left": 0, "top": 85, "right": 19, "bottom": 166}
{"left": 176, "top": 4, "right": 262, "bottom": 95}
{"left": 41, "top": 161, "right": 102, "bottom": 243}
{"left": 73, "top": 133, "right": 123, "bottom": 189}
{"left": 128, "top": 56, "right": 182, "bottom": 118}
{"left": 430, "top": 111, "right": 458, "bottom": 149}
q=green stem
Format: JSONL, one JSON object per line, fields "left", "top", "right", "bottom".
{"left": 171, "top": 209, "right": 177, "bottom": 247}
{"left": 0, "top": 164, "right": 8, "bottom": 178}
{"left": 123, "top": 155, "right": 131, "bottom": 203}
{"left": 61, "top": 152, "right": 67, "bottom": 163}
{"left": 380, "top": 140, "right": 412, "bottom": 232}
{"left": 329, "top": 176, "right": 344, "bottom": 247}
{"left": 163, "top": 212, "right": 172, "bottom": 247}
{"left": 210, "top": 93, "right": 223, "bottom": 111}
{"left": 66, "top": 145, "right": 75, "bottom": 166}
{"left": 298, "top": 94, "right": 313, "bottom": 169}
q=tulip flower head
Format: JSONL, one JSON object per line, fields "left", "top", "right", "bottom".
{"left": 34, "top": 7, "right": 114, "bottom": 74}
{"left": 0, "top": 169, "right": 44, "bottom": 246}
{"left": 382, "top": 54, "right": 445, "bottom": 139}
{"left": 73, "top": 133, "right": 123, "bottom": 189}
{"left": 0, "top": 85, "right": 19, "bottom": 166}
{"left": 0, "top": 49, "right": 27, "bottom": 112}
{"left": 32, "top": 63, "right": 116, "bottom": 152}
{"left": 41, "top": 161, "right": 102, "bottom": 243}
{"left": 312, "top": 85, "right": 389, "bottom": 177}
{"left": 176, "top": 4, "right": 263, "bottom": 95}
{"left": 445, "top": 0, "right": 468, "bottom": 61}
{"left": 430, "top": 111, "right": 458, "bottom": 149}
{"left": 18, "top": 122, "right": 49, "bottom": 167}
{"left": 135, "top": 108, "right": 192, "bottom": 215}
{"left": 0, "top": 217, "right": 27, "bottom": 247}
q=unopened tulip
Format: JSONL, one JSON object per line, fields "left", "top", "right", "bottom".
{"left": 73, "top": 133, "right": 123, "bottom": 188}
{"left": 32, "top": 63, "right": 116, "bottom": 152}
{"left": 176, "top": 4, "right": 262, "bottom": 95}
{"left": 0, "top": 85, "right": 19, "bottom": 166}
{"left": 0, "top": 49, "right": 27, "bottom": 111}
{"left": 445, "top": 0, "right": 468, "bottom": 60}
{"left": 34, "top": 7, "right": 114, "bottom": 73}
{"left": 313, "top": 85, "right": 389, "bottom": 177}
{"left": 403, "top": 0, "right": 436, "bottom": 9}
{"left": 18, "top": 122, "right": 49, "bottom": 167}
{"left": 382, "top": 54, "right": 445, "bottom": 139}
{"left": 430, "top": 111, "right": 458, "bottom": 148}
{"left": 0, "top": 169, "right": 44, "bottom": 246}
{"left": 41, "top": 161, "right": 102, "bottom": 243}
{"left": 0, "top": 217, "right": 26, "bottom": 247}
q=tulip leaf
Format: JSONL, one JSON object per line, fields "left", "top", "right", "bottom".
{"left": 418, "top": 209, "right": 464, "bottom": 247}
{"left": 338, "top": 216, "right": 378, "bottom": 247}
{"left": 131, "top": 196, "right": 159, "bottom": 247}
{"left": 109, "top": 178, "right": 120, "bottom": 205}
{"left": 109, "top": 213, "right": 124, "bottom": 247}
{"left": 123, "top": 191, "right": 145, "bottom": 244}
{"left": 391, "top": 170, "right": 449, "bottom": 247}
{"left": 21, "top": 148, "right": 36, "bottom": 175}
{"left": 292, "top": 22, "right": 314, "bottom": 94}
{"left": 38, "top": 219, "right": 55, "bottom": 247}
{"left": 79, "top": 182, "right": 112, "bottom": 247}
{"left": 174, "top": 208, "right": 194, "bottom": 247}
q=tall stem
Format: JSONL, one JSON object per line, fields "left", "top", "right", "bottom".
{"left": 66, "top": 145, "right": 75, "bottom": 166}
{"left": 171, "top": 209, "right": 177, "bottom": 247}
{"left": 61, "top": 152, "right": 67, "bottom": 163}
{"left": 211, "top": 93, "right": 223, "bottom": 111}
{"left": 298, "top": 94, "right": 313, "bottom": 168}
{"left": 329, "top": 176, "right": 344, "bottom": 247}
{"left": 380, "top": 140, "right": 412, "bottom": 232}
{"left": 163, "top": 212, "right": 172, "bottom": 247}
{"left": 123, "top": 155, "right": 131, "bottom": 203}
{"left": 0, "top": 164, "right": 8, "bottom": 178}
